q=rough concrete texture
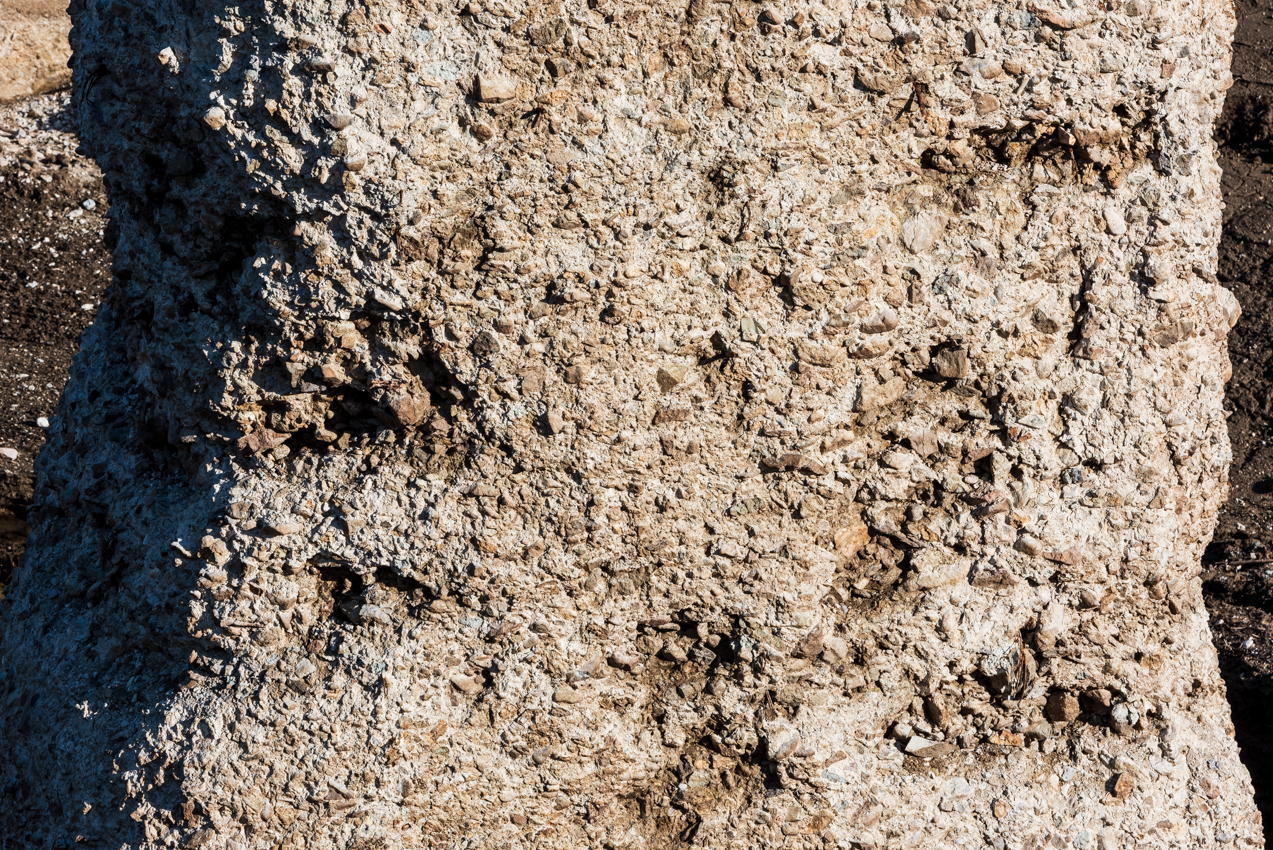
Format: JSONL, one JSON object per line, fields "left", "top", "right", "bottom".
{"left": 0, "top": 0, "right": 1261, "bottom": 847}
{"left": 0, "top": 0, "right": 72, "bottom": 102}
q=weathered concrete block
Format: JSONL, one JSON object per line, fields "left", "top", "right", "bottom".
{"left": 0, "top": 0, "right": 1260, "bottom": 847}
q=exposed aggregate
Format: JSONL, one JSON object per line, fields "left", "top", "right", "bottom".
{"left": 0, "top": 0, "right": 1262, "bottom": 847}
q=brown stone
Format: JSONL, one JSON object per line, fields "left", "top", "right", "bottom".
{"left": 1045, "top": 692, "right": 1081, "bottom": 723}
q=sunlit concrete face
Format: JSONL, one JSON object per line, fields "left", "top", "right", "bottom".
{"left": 0, "top": 0, "right": 1260, "bottom": 847}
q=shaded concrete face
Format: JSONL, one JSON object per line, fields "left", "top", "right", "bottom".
{"left": 0, "top": 1, "right": 72, "bottom": 102}
{"left": 0, "top": 0, "right": 1263, "bottom": 847}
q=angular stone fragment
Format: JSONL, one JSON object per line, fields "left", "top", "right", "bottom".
{"left": 905, "top": 547, "right": 970, "bottom": 590}
{"left": 385, "top": 390, "right": 430, "bottom": 427}
{"left": 931, "top": 345, "right": 969, "bottom": 379}
{"left": 476, "top": 73, "right": 518, "bottom": 103}
{"left": 834, "top": 518, "right": 871, "bottom": 558}
{"left": 794, "top": 340, "right": 843, "bottom": 366}
{"left": 1045, "top": 691, "right": 1081, "bottom": 723}
{"left": 905, "top": 736, "right": 955, "bottom": 759}
{"left": 655, "top": 364, "right": 689, "bottom": 392}
{"left": 901, "top": 212, "right": 946, "bottom": 254}
{"left": 860, "top": 308, "right": 899, "bottom": 334}
{"left": 857, "top": 376, "right": 907, "bottom": 411}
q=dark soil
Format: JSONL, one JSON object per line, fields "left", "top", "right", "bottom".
{"left": 1206, "top": 0, "right": 1273, "bottom": 826}
{"left": 4, "top": 4, "right": 1273, "bottom": 834}
{"left": 0, "top": 94, "right": 110, "bottom": 589}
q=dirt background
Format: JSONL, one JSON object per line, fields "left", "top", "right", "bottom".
{"left": 4, "top": 0, "right": 1273, "bottom": 834}
{"left": 1202, "top": 0, "right": 1273, "bottom": 824}
{"left": 0, "top": 92, "right": 109, "bottom": 586}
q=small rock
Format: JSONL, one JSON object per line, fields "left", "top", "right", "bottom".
{"left": 924, "top": 695, "right": 954, "bottom": 728}
{"left": 185, "top": 828, "right": 216, "bottom": 848}
{"left": 471, "top": 330, "right": 500, "bottom": 357}
{"left": 869, "top": 23, "right": 894, "bottom": 40}
{"left": 988, "top": 730, "right": 1024, "bottom": 747}
{"left": 346, "top": 603, "right": 392, "bottom": 627}
{"left": 608, "top": 652, "right": 643, "bottom": 671}
{"left": 450, "top": 674, "right": 484, "bottom": 695}
{"left": 1028, "top": 1, "right": 1093, "bottom": 29}
{"left": 1109, "top": 772, "right": 1135, "bottom": 802}
{"left": 1043, "top": 546, "right": 1083, "bottom": 566}
{"left": 386, "top": 391, "right": 430, "bottom": 427}
{"left": 659, "top": 640, "right": 688, "bottom": 663}
{"left": 634, "top": 634, "right": 662, "bottom": 655}
{"left": 1031, "top": 305, "right": 1065, "bottom": 333}
{"left": 1109, "top": 703, "right": 1137, "bottom": 736}
{"left": 553, "top": 686, "right": 584, "bottom": 704}
{"left": 792, "top": 625, "right": 824, "bottom": 658}
{"left": 545, "top": 410, "right": 566, "bottom": 434}
{"left": 1081, "top": 688, "right": 1113, "bottom": 714}
{"left": 820, "top": 635, "right": 849, "bottom": 662}
{"left": 767, "top": 732, "right": 802, "bottom": 761}
{"left": 760, "top": 452, "right": 827, "bottom": 475}
{"left": 320, "top": 362, "right": 349, "bottom": 386}
{"left": 202, "top": 106, "right": 227, "bottom": 130}
{"left": 980, "top": 637, "right": 1036, "bottom": 698}
{"left": 857, "top": 376, "right": 907, "bottom": 411}
{"left": 966, "top": 27, "right": 987, "bottom": 55}
{"left": 906, "top": 428, "right": 938, "bottom": 458}
{"left": 1014, "top": 534, "right": 1043, "bottom": 556}
{"left": 198, "top": 535, "right": 231, "bottom": 566}
{"left": 970, "top": 568, "right": 1017, "bottom": 589}
{"left": 477, "top": 73, "right": 519, "bottom": 103}
{"left": 0, "top": 448, "right": 17, "bottom": 460}
{"left": 1104, "top": 205, "right": 1127, "bottom": 236}
{"left": 563, "top": 364, "right": 591, "bottom": 385}
{"left": 82, "top": 199, "right": 97, "bottom": 210}
{"left": 795, "top": 340, "right": 844, "bottom": 366}
{"left": 932, "top": 346, "right": 969, "bottom": 379}
{"left": 1045, "top": 692, "right": 1081, "bottom": 723}
{"left": 35, "top": 416, "right": 49, "bottom": 428}
{"left": 849, "top": 337, "right": 891, "bottom": 359}
{"left": 906, "top": 547, "right": 970, "bottom": 590}
{"left": 905, "top": 736, "right": 955, "bottom": 758}
{"left": 834, "top": 519, "right": 871, "bottom": 557}
{"left": 653, "top": 407, "right": 692, "bottom": 425}
{"left": 656, "top": 364, "right": 689, "bottom": 392}
{"left": 901, "top": 212, "right": 947, "bottom": 254}
{"left": 860, "top": 308, "right": 900, "bottom": 334}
